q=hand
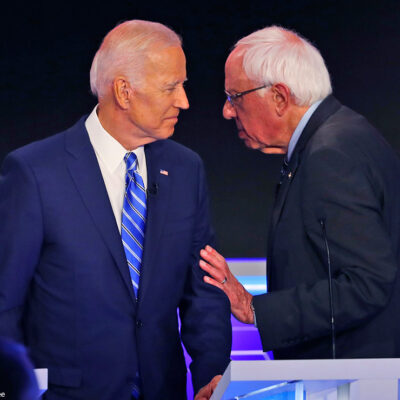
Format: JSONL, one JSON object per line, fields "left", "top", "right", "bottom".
{"left": 194, "top": 375, "right": 222, "bottom": 400}
{"left": 199, "top": 245, "right": 254, "bottom": 324}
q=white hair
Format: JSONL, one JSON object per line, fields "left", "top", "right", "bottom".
{"left": 90, "top": 20, "right": 182, "bottom": 99}
{"left": 235, "top": 26, "right": 332, "bottom": 106}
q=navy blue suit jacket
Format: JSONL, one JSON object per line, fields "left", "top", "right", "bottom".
{"left": 254, "top": 96, "right": 400, "bottom": 359}
{"left": 0, "top": 117, "right": 231, "bottom": 399}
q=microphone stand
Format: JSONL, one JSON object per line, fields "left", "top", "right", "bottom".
{"left": 320, "top": 219, "right": 336, "bottom": 359}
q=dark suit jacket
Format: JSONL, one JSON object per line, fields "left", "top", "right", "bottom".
{"left": 253, "top": 95, "right": 400, "bottom": 359}
{"left": 0, "top": 117, "right": 231, "bottom": 399}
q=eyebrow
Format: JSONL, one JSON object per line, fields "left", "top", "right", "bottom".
{"left": 164, "top": 78, "right": 188, "bottom": 88}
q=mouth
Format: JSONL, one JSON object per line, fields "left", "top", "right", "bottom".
{"left": 165, "top": 116, "right": 179, "bottom": 124}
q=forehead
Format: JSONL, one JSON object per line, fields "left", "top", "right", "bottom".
{"left": 225, "top": 47, "right": 253, "bottom": 91}
{"left": 144, "top": 45, "right": 186, "bottom": 81}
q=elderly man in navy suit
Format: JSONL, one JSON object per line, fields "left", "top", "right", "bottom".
{"left": 0, "top": 20, "right": 231, "bottom": 400}
{"left": 196, "top": 25, "right": 400, "bottom": 399}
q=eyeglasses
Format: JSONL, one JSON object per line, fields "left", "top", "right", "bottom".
{"left": 224, "top": 84, "right": 268, "bottom": 106}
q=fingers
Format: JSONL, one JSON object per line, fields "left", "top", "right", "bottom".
{"left": 194, "top": 383, "right": 212, "bottom": 400}
{"left": 200, "top": 246, "right": 230, "bottom": 284}
{"left": 203, "top": 275, "right": 225, "bottom": 293}
{"left": 201, "top": 245, "right": 227, "bottom": 267}
{"left": 199, "top": 259, "right": 226, "bottom": 285}
{"left": 194, "top": 392, "right": 207, "bottom": 400}
{"left": 199, "top": 247, "right": 234, "bottom": 294}
{"left": 199, "top": 261, "right": 226, "bottom": 292}
{"left": 194, "top": 375, "right": 222, "bottom": 400}
{"left": 210, "top": 374, "right": 222, "bottom": 389}
{"left": 205, "top": 245, "right": 226, "bottom": 263}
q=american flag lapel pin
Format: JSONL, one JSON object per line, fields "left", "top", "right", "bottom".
{"left": 160, "top": 169, "right": 169, "bottom": 176}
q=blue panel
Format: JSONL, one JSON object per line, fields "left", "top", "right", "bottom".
{"left": 222, "top": 381, "right": 299, "bottom": 400}
{"left": 237, "top": 275, "right": 267, "bottom": 295}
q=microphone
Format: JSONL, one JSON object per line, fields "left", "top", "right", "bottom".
{"left": 147, "top": 183, "right": 158, "bottom": 196}
{"left": 319, "top": 218, "right": 336, "bottom": 359}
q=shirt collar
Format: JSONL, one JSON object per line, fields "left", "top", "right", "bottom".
{"left": 287, "top": 99, "right": 323, "bottom": 161}
{"left": 85, "top": 106, "right": 146, "bottom": 173}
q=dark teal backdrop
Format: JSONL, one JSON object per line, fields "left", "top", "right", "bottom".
{"left": 2, "top": 0, "right": 400, "bottom": 256}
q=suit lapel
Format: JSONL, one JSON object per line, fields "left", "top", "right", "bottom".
{"left": 269, "top": 153, "right": 300, "bottom": 235}
{"left": 138, "top": 142, "right": 171, "bottom": 303}
{"left": 64, "top": 118, "right": 136, "bottom": 306}
{"left": 267, "top": 96, "right": 342, "bottom": 264}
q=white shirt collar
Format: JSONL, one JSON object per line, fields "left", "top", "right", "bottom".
{"left": 85, "top": 105, "right": 146, "bottom": 174}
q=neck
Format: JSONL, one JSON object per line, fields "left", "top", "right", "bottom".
{"left": 287, "top": 105, "right": 310, "bottom": 134}
{"left": 276, "top": 105, "right": 310, "bottom": 152}
{"left": 96, "top": 101, "right": 154, "bottom": 151}
{"left": 274, "top": 105, "right": 310, "bottom": 155}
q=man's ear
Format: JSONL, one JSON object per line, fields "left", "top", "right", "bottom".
{"left": 271, "top": 83, "right": 291, "bottom": 116}
{"left": 113, "top": 76, "right": 132, "bottom": 109}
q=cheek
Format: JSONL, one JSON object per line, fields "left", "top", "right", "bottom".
{"left": 140, "top": 106, "right": 166, "bottom": 129}
{"left": 238, "top": 107, "right": 258, "bottom": 126}
{"left": 240, "top": 116, "right": 264, "bottom": 138}
{"left": 248, "top": 110, "right": 273, "bottom": 140}
{"left": 155, "top": 101, "right": 174, "bottom": 121}
{"left": 136, "top": 97, "right": 167, "bottom": 123}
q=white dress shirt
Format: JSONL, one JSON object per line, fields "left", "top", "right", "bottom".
{"left": 85, "top": 106, "right": 147, "bottom": 233}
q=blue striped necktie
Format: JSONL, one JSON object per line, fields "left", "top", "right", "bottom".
{"left": 121, "top": 152, "right": 147, "bottom": 299}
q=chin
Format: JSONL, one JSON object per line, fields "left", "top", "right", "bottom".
{"left": 242, "top": 139, "right": 262, "bottom": 151}
{"left": 158, "top": 129, "right": 175, "bottom": 140}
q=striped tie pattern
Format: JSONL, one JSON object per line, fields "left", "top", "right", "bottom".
{"left": 122, "top": 152, "right": 147, "bottom": 299}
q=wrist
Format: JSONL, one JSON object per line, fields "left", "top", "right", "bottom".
{"left": 250, "top": 297, "right": 257, "bottom": 326}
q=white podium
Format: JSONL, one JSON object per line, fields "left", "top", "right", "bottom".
{"left": 211, "top": 359, "right": 400, "bottom": 400}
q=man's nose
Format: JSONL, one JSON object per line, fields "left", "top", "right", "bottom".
{"left": 223, "top": 100, "right": 236, "bottom": 120}
{"left": 175, "top": 86, "right": 189, "bottom": 110}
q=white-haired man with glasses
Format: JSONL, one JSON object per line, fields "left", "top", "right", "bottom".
{"left": 196, "top": 25, "right": 400, "bottom": 399}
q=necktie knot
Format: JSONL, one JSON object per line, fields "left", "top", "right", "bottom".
{"left": 124, "top": 152, "right": 138, "bottom": 172}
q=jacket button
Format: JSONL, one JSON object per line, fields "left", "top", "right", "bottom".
{"left": 136, "top": 320, "right": 143, "bottom": 328}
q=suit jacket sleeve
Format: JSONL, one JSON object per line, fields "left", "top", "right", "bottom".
{"left": 253, "top": 146, "right": 398, "bottom": 350}
{"left": 0, "top": 152, "right": 44, "bottom": 342}
{"left": 178, "top": 158, "right": 231, "bottom": 393}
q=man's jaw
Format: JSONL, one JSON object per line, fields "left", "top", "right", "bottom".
{"left": 238, "top": 129, "right": 287, "bottom": 154}
{"left": 237, "top": 127, "right": 261, "bottom": 148}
